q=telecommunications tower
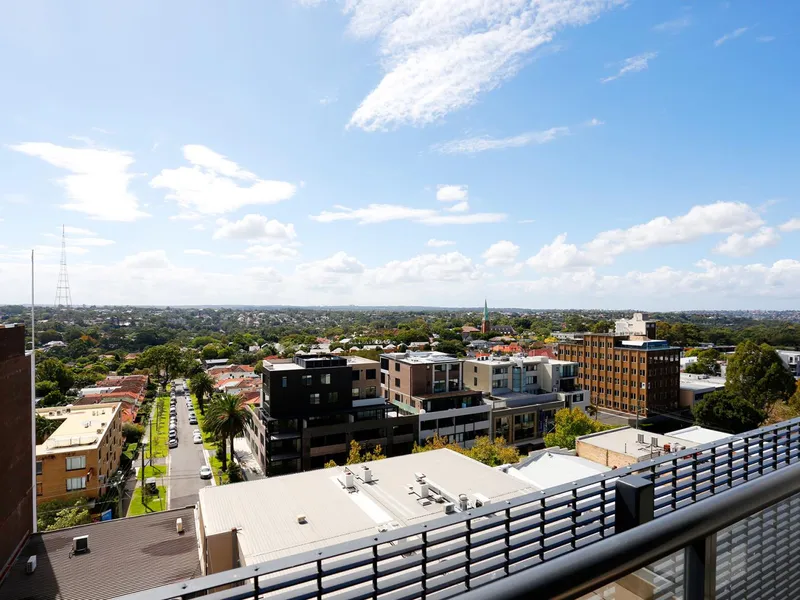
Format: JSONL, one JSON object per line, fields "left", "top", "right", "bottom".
{"left": 54, "top": 225, "right": 73, "bottom": 308}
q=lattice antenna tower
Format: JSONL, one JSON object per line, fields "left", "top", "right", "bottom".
{"left": 55, "top": 224, "right": 73, "bottom": 308}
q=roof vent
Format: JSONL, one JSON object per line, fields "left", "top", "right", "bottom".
{"left": 443, "top": 502, "right": 455, "bottom": 514}
{"left": 637, "top": 433, "right": 645, "bottom": 444}
{"left": 176, "top": 518, "right": 184, "bottom": 533}
{"left": 72, "top": 535, "right": 89, "bottom": 555}
{"left": 26, "top": 555, "right": 37, "bottom": 574}
{"left": 458, "top": 493, "right": 469, "bottom": 511}
{"left": 343, "top": 470, "right": 355, "bottom": 489}
{"left": 362, "top": 465, "right": 373, "bottom": 483}
{"left": 297, "top": 514, "right": 307, "bottom": 524}
{"left": 414, "top": 472, "right": 426, "bottom": 481}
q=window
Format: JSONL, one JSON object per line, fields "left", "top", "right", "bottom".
{"left": 366, "top": 369, "right": 376, "bottom": 380}
{"left": 525, "top": 375, "right": 537, "bottom": 385}
{"left": 352, "top": 387, "right": 360, "bottom": 399}
{"left": 320, "top": 374, "right": 331, "bottom": 385}
{"left": 474, "top": 377, "right": 478, "bottom": 386}
{"left": 474, "top": 366, "right": 478, "bottom": 373}
{"left": 36, "top": 460, "right": 43, "bottom": 475}
{"left": 310, "top": 393, "right": 321, "bottom": 404}
{"left": 66, "top": 456, "right": 86, "bottom": 471}
{"left": 614, "top": 354, "right": 620, "bottom": 361}
{"left": 36, "top": 482, "right": 43, "bottom": 496}
{"left": 395, "top": 363, "right": 400, "bottom": 372}
{"left": 352, "top": 370, "right": 361, "bottom": 381}
{"left": 366, "top": 386, "right": 377, "bottom": 397}
{"left": 66, "top": 476, "right": 86, "bottom": 491}
{"left": 301, "top": 374, "right": 312, "bottom": 386}
{"left": 641, "top": 382, "right": 646, "bottom": 389}
{"left": 394, "top": 393, "right": 400, "bottom": 402}
{"left": 394, "top": 378, "right": 400, "bottom": 387}
{"left": 281, "top": 376, "right": 288, "bottom": 388}
{"left": 328, "top": 392, "right": 338, "bottom": 403}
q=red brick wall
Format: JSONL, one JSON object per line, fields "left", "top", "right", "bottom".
{"left": 0, "top": 327, "right": 33, "bottom": 575}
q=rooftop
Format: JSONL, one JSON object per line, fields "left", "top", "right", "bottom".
{"left": 668, "top": 425, "right": 734, "bottom": 445}
{"left": 198, "top": 449, "right": 536, "bottom": 565}
{"left": 506, "top": 449, "right": 610, "bottom": 490}
{"left": 35, "top": 402, "right": 120, "bottom": 454}
{"left": 577, "top": 426, "right": 700, "bottom": 460}
{"left": 0, "top": 508, "right": 199, "bottom": 600}
{"left": 679, "top": 373, "right": 727, "bottom": 391}
{"left": 381, "top": 351, "right": 458, "bottom": 365}
{"left": 346, "top": 355, "right": 380, "bottom": 366}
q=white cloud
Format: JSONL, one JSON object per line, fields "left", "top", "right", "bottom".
{"left": 436, "top": 185, "right": 468, "bottom": 202}
{"left": 714, "top": 227, "right": 779, "bottom": 257}
{"left": 212, "top": 214, "right": 297, "bottom": 242}
{"left": 601, "top": 52, "right": 657, "bottom": 83}
{"left": 310, "top": 203, "right": 505, "bottom": 225}
{"left": 433, "top": 126, "right": 570, "bottom": 154}
{"left": 121, "top": 250, "right": 171, "bottom": 269}
{"left": 586, "top": 118, "right": 605, "bottom": 127}
{"left": 319, "top": 96, "right": 338, "bottom": 105}
{"left": 371, "top": 252, "right": 479, "bottom": 285}
{"left": 448, "top": 201, "right": 470, "bottom": 213}
{"left": 245, "top": 244, "right": 300, "bottom": 262}
{"left": 223, "top": 254, "right": 247, "bottom": 260}
{"left": 527, "top": 202, "right": 764, "bottom": 271}
{"left": 427, "top": 239, "right": 456, "bottom": 247}
{"left": 714, "top": 27, "right": 748, "bottom": 47}
{"left": 519, "top": 219, "right": 536, "bottom": 224}
{"left": 653, "top": 16, "right": 691, "bottom": 34}
{"left": 91, "top": 127, "right": 113, "bottom": 134}
{"left": 243, "top": 266, "right": 284, "bottom": 282}
{"left": 184, "top": 249, "right": 213, "bottom": 256}
{"left": 295, "top": 252, "right": 366, "bottom": 290}
{"left": 756, "top": 36, "right": 776, "bottom": 43}
{"left": 9, "top": 142, "right": 148, "bottom": 221}
{"left": 342, "top": 0, "right": 624, "bottom": 130}
{"left": 151, "top": 145, "right": 296, "bottom": 216}
{"left": 482, "top": 240, "right": 520, "bottom": 266}
{"left": 191, "top": 223, "right": 206, "bottom": 231}
{"left": 779, "top": 218, "right": 800, "bottom": 232}
{"left": 63, "top": 226, "right": 95, "bottom": 236}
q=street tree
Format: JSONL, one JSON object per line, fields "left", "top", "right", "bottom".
{"left": 544, "top": 408, "right": 613, "bottom": 450}
{"left": 725, "top": 341, "right": 796, "bottom": 414}
{"left": 190, "top": 371, "right": 215, "bottom": 415}
{"left": 203, "top": 393, "right": 253, "bottom": 472}
{"left": 693, "top": 389, "right": 764, "bottom": 433}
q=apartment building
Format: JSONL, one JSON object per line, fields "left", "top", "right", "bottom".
{"left": 778, "top": 350, "right": 800, "bottom": 377}
{"left": 380, "top": 351, "right": 490, "bottom": 448}
{"left": 35, "top": 402, "right": 124, "bottom": 504}
{"left": 464, "top": 355, "right": 589, "bottom": 449}
{"left": 614, "top": 312, "right": 657, "bottom": 338}
{"left": 255, "top": 355, "right": 418, "bottom": 476}
{"left": 559, "top": 333, "right": 680, "bottom": 417}
{"left": 0, "top": 324, "right": 33, "bottom": 578}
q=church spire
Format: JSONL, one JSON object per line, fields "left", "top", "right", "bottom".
{"left": 481, "top": 299, "right": 490, "bottom": 334}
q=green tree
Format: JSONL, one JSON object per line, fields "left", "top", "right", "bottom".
{"left": 693, "top": 389, "right": 764, "bottom": 434}
{"left": 344, "top": 440, "right": 387, "bottom": 465}
{"left": 684, "top": 349, "right": 721, "bottom": 376}
{"left": 189, "top": 371, "right": 215, "bottom": 416}
{"left": 203, "top": 393, "right": 253, "bottom": 472}
{"left": 40, "top": 390, "right": 66, "bottom": 407}
{"left": 35, "top": 380, "right": 59, "bottom": 398}
{"left": 35, "top": 414, "right": 64, "bottom": 444}
{"left": 586, "top": 403, "right": 598, "bottom": 421}
{"left": 139, "top": 344, "right": 182, "bottom": 384}
{"left": 412, "top": 434, "right": 520, "bottom": 466}
{"left": 436, "top": 340, "right": 466, "bottom": 356}
{"left": 788, "top": 380, "right": 800, "bottom": 415}
{"left": 36, "top": 358, "right": 75, "bottom": 394}
{"left": 544, "top": 408, "right": 613, "bottom": 450}
{"left": 201, "top": 344, "right": 220, "bottom": 360}
{"left": 37, "top": 498, "right": 92, "bottom": 532}
{"left": 725, "top": 341, "right": 796, "bottom": 414}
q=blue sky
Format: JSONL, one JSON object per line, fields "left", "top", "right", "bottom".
{"left": 1, "top": 0, "right": 798, "bottom": 309}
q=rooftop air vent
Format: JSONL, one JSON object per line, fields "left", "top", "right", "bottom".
{"left": 72, "top": 535, "right": 89, "bottom": 555}
{"left": 176, "top": 518, "right": 184, "bottom": 533}
{"left": 458, "top": 494, "right": 469, "bottom": 511}
{"left": 637, "top": 433, "right": 645, "bottom": 444}
{"left": 443, "top": 502, "right": 455, "bottom": 514}
{"left": 362, "top": 465, "right": 373, "bottom": 483}
{"left": 297, "top": 514, "right": 307, "bottom": 524}
{"left": 26, "top": 556, "right": 37, "bottom": 574}
{"left": 414, "top": 472, "right": 426, "bottom": 481}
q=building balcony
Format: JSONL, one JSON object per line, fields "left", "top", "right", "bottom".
{"left": 392, "top": 433, "right": 415, "bottom": 445}
{"left": 115, "top": 417, "right": 800, "bottom": 600}
{"left": 308, "top": 443, "right": 346, "bottom": 458}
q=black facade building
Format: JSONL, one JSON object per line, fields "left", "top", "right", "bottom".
{"left": 258, "top": 355, "right": 418, "bottom": 476}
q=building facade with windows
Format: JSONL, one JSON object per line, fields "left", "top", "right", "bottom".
{"left": 34, "top": 402, "right": 123, "bottom": 504}
{"left": 380, "top": 351, "right": 490, "bottom": 448}
{"left": 463, "top": 355, "right": 589, "bottom": 450}
{"left": 558, "top": 333, "right": 681, "bottom": 417}
{"left": 0, "top": 324, "right": 33, "bottom": 578}
{"left": 256, "top": 355, "right": 418, "bottom": 476}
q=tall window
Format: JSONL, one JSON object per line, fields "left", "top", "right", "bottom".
{"left": 310, "top": 393, "right": 321, "bottom": 404}
{"left": 328, "top": 392, "right": 339, "bottom": 403}
{"left": 366, "top": 386, "right": 377, "bottom": 397}
{"left": 66, "top": 456, "right": 86, "bottom": 471}
{"left": 36, "top": 460, "right": 43, "bottom": 475}
{"left": 352, "top": 370, "right": 361, "bottom": 381}
{"left": 352, "top": 387, "right": 360, "bottom": 399}
{"left": 281, "top": 376, "right": 288, "bottom": 388}
{"left": 66, "top": 476, "right": 87, "bottom": 491}
{"left": 301, "top": 375, "right": 312, "bottom": 386}
{"left": 320, "top": 374, "right": 331, "bottom": 385}
{"left": 366, "top": 369, "right": 376, "bottom": 380}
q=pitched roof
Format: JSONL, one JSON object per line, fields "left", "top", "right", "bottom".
{"left": 0, "top": 508, "right": 200, "bottom": 600}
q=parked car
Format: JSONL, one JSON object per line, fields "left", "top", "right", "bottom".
{"left": 189, "top": 416, "right": 198, "bottom": 425}
{"left": 193, "top": 429, "right": 201, "bottom": 436}
{"left": 169, "top": 437, "right": 179, "bottom": 449}
{"left": 193, "top": 433, "right": 203, "bottom": 444}
{"left": 199, "top": 465, "right": 212, "bottom": 479}
{"left": 169, "top": 430, "right": 178, "bottom": 439}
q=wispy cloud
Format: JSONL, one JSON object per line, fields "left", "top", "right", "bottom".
{"left": 756, "top": 35, "right": 776, "bottom": 43}
{"left": 427, "top": 239, "right": 456, "bottom": 247}
{"left": 432, "top": 126, "right": 570, "bottom": 155}
{"left": 714, "top": 27, "right": 749, "bottom": 47}
{"left": 319, "top": 96, "right": 338, "bottom": 106}
{"left": 601, "top": 52, "right": 658, "bottom": 83}
{"left": 653, "top": 16, "right": 691, "bottom": 34}
{"left": 586, "top": 118, "right": 605, "bottom": 127}
{"left": 184, "top": 249, "right": 213, "bottom": 256}
{"left": 311, "top": 203, "right": 505, "bottom": 226}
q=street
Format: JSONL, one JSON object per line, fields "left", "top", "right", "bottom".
{"left": 168, "top": 380, "right": 212, "bottom": 508}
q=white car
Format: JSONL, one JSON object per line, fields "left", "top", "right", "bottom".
{"left": 199, "top": 465, "right": 213, "bottom": 479}
{"left": 193, "top": 434, "right": 203, "bottom": 444}
{"left": 193, "top": 429, "right": 201, "bottom": 436}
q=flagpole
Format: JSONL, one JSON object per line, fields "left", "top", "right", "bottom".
{"left": 31, "top": 249, "right": 37, "bottom": 532}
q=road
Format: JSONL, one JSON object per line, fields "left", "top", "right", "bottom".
{"left": 168, "top": 380, "right": 212, "bottom": 508}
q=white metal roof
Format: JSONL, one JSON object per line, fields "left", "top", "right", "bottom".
{"left": 667, "top": 426, "right": 733, "bottom": 445}
{"left": 507, "top": 451, "right": 609, "bottom": 490}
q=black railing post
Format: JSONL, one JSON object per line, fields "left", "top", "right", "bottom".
{"left": 684, "top": 535, "right": 716, "bottom": 600}
{"left": 615, "top": 475, "right": 654, "bottom": 533}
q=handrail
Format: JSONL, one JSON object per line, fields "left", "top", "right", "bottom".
{"left": 459, "top": 461, "right": 800, "bottom": 600}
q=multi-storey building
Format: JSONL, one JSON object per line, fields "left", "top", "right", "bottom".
{"left": 35, "top": 402, "right": 124, "bottom": 504}
{"left": 614, "top": 312, "right": 657, "bottom": 338}
{"left": 778, "top": 350, "right": 800, "bottom": 377}
{"left": 464, "top": 355, "right": 589, "bottom": 449}
{"left": 0, "top": 324, "right": 33, "bottom": 578}
{"left": 255, "top": 355, "right": 418, "bottom": 476}
{"left": 559, "top": 333, "right": 681, "bottom": 417}
{"left": 380, "top": 351, "right": 490, "bottom": 448}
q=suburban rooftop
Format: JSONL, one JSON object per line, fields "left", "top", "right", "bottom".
{"left": 380, "top": 351, "right": 458, "bottom": 364}
{"left": 198, "top": 449, "right": 537, "bottom": 565}
{"left": 576, "top": 426, "right": 705, "bottom": 460}
{"left": 35, "top": 402, "right": 120, "bottom": 455}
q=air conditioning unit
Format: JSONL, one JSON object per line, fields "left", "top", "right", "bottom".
{"left": 443, "top": 502, "right": 455, "bottom": 514}
{"left": 26, "top": 555, "right": 37, "bottom": 574}
{"left": 72, "top": 535, "right": 89, "bottom": 554}
{"left": 176, "top": 517, "right": 184, "bottom": 533}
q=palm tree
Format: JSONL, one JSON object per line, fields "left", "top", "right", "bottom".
{"left": 190, "top": 372, "right": 215, "bottom": 415}
{"left": 203, "top": 393, "right": 253, "bottom": 472}
{"left": 586, "top": 403, "right": 599, "bottom": 421}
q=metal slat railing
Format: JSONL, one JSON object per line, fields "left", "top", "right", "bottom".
{"left": 115, "top": 417, "right": 800, "bottom": 600}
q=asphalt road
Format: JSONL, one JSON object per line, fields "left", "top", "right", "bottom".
{"left": 168, "top": 382, "right": 212, "bottom": 508}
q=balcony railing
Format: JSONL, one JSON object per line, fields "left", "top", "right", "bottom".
{"left": 116, "top": 417, "right": 800, "bottom": 600}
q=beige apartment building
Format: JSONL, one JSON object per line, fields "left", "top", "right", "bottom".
{"left": 35, "top": 402, "right": 124, "bottom": 504}
{"left": 348, "top": 356, "right": 380, "bottom": 400}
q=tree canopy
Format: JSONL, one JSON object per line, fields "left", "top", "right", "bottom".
{"left": 544, "top": 408, "right": 615, "bottom": 450}
{"left": 725, "top": 341, "right": 796, "bottom": 413}
{"left": 412, "top": 434, "right": 520, "bottom": 466}
{"left": 693, "top": 389, "right": 765, "bottom": 434}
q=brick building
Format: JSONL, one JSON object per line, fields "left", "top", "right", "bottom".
{"left": 0, "top": 324, "right": 33, "bottom": 580}
{"left": 558, "top": 333, "right": 680, "bottom": 417}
